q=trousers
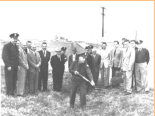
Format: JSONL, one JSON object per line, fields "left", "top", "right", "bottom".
{"left": 100, "top": 65, "right": 109, "bottom": 87}
{"left": 29, "top": 71, "right": 39, "bottom": 93}
{"left": 123, "top": 70, "right": 133, "bottom": 93}
{"left": 38, "top": 70, "right": 48, "bottom": 91}
{"left": 135, "top": 62, "right": 149, "bottom": 91}
{"left": 70, "top": 81, "right": 87, "bottom": 107}
{"left": 52, "top": 70, "right": 63, "bottom": 91}
{"left": 4, "top": 66, "right": 18, "bottom": 95}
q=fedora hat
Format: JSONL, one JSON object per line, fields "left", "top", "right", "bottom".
{"left": 55, "top": 48, "right": 61, "bottom": 52}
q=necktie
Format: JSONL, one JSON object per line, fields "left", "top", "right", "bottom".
{"left": 114, "top": 49, "right": 116, "bottom": 56}
{"left": 43, "top": 50, "right": 45, "bottom": 57}
{"left": 126, "top": 47, "right": 128, "bottom": 53}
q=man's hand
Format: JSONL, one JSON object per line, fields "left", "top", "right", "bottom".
{"left": 128, "top": 67, "right": 132, "bottom": 71}
{"left": 118, "top": 65, "right": 121, "bottom": 68}
{"left": 35, "top": 65, "right": 38, "bottom": 68}
{"left": 18, "top": 66, "right": 20, "bottom": 70}
{"left": 26, "top": 65, "right": 29, "bottom": 70}
{"left": 74, "top": 71, "right": 79, "bottom": 75}
{"left": 7, "top": 67, "right": 11, "bottom": 71}
{"left": 90, "top": 80, "right": 95, "bottom": 86}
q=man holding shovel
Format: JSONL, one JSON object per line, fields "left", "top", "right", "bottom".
{"left": 69, "top": 51, "right": 95, "bottom": 109}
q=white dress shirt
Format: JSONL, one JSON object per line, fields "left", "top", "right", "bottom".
{"left": 100, "top": 48, "right": 110, "bottom": 68}
{"left": 72, "top": 54, "right": 76, "bottom": 61}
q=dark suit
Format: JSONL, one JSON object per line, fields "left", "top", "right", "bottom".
{"left": 50, "top": 54, "right": 66, "bottom": 91}
{"left": 91, "top": 54, "right": 101, "bottom": 85}
{"left": 85, "top": 53, "right": 93, "bottom": 91}
{"left": 68, "top": 54, "right": 78, "bottom": 69}
{"left": 110, "top": 48, "right": 122, "bottom": 78}
{"left": 38, "top": 50, "right": 51, "bottom": 91}
{"left": 2, "top": 42, "right": 19, "bottom": 95}
{"left": 85, "top": 53, "right": 92, "bottom": 70}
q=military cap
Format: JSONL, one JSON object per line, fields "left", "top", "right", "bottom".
{"left": 88, "top": 45, "right": 93, "bottom": 49}
{"left": 10, "top": 33, "right": 19, "bottom": 38}
{"left": 137, "top": 40, "right": 143, "bottom": 44}
{"left": 130, "top": 40, "right": 136, "bottom": 43}
{"left": 101, "top": 42, "right": 107, "bottom": 45}
{"left": 61, "top": 47, "right": 67, "bottom": 51}
{"left": 85, "top": 46, "right": 89, "bottom": 50}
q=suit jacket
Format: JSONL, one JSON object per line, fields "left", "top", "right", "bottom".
{"left": 18, "top": 47, "right": 28, "bottom": 77}
{"left": 68, "top": 54, "right": 78, "bottom": 69}
{"left": 27, "top": 50, "right": 41, "bottom": 72}
{"left": 85, "top": 53, "right": 92, "bottom": 69}
{"left": 38, "top": 50, "right": 51, "bottom": 71}
{"left": 110, "top": 48, "right": 122, "bottom": 67}
{"left": 18, "top": 47, "right": 28, "bottom": 70}
{"left": 121, "top": 47, "right": 135, "bottom": 71}
{"left": 92, "top": 54, "right": 101, "bottom": 70}
{"left": 50, "top": 55, "right": 65, "bottom": 72}
{"left": 2, "top": 42, "right": 19, "bottom": 67}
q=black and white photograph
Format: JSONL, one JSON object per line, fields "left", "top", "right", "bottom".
{"left": 0, "top": 1, "right": 154, "bottom": 116}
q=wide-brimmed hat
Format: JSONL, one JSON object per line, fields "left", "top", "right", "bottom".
{"left": 31, "top": 43, "right": 37, "bottom": 48}
{"left": 88, "top": 45, "right": 93, "bottom": 49}
{"left": 77, "top": 51, "right": 85, "bottom": 57}
{"left": 55, "top": 48, "right": 61, "bottom": 52}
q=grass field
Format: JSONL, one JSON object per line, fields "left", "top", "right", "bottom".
{"left": 1, "top": 40, "right": 154, "bottom": 116}
{"left": 1, "top": 70, "right": 154, "bottom": 116}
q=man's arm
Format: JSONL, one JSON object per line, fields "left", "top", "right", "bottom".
{"left": 118, "top": 50, "right": 123, "bottom": 67}
{"left": 2, "top": 45, "right": 11, "bottom": 68}
{"left": 68, "top": 55, "right": 71, "bottom": 69}
{"left": 47, "top": 51, "right": 51, "bottom": 62}
{"left": 128, "top": 48, "right": 135, "bottom": 70}
{"left": 85, "top": 64, "right": 94, "bottom": 81}
{"left": 50, "top": 56, "right": 54, "bottom": 68}
{"left": 37, "top": 52, "right": 41, "bottom": 67}
{"left": 145, "top": 49, "right": 150, "bottom": 64}
{"left": 19, "top": 51, "right": 28, "bottom": 69}
{"left": 98, "top": 54, "right": 101, "bottom": 66}
{"left": 109, "top": 49, "right": 113, "bottom": 67}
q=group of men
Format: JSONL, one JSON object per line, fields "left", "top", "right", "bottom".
{"left": 68, "top": 38, "right": 150, "bottom": 96}
{"left": 2, "top": 33, "right": 150, "bottom": 108}
{"left": 2, "top": 33, "right": 67, "bottom": 96}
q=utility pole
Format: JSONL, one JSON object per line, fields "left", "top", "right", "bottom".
{"left": 135, "top": 31, "right": 137, "bottom": 40}
{"left": 101, "top": 7, "right": 105, "bottom": 37}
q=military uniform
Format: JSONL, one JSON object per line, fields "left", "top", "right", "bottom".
{"left": 2, "top": 39, "right": 19, "bottom": 95}
{"left": 69, "top": 60, "right": 94, "bottom": 108}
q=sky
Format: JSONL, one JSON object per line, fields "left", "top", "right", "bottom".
{"left": 0, "top": 1, "right": 154, "bottom": 51}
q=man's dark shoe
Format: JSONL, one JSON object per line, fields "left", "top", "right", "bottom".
{"left": 70, "top": 104, "right": 74, "bottom": 108}
{"left": 145, "top": 91, "right": 149, "bottom": 94}
{"left": 104, "top": 86, "right": 110, "bottom": 89}
{"left": 124, "top": 92, "right": 132, "bottom": 95}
